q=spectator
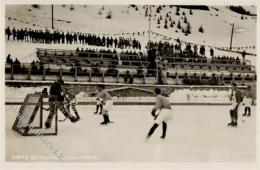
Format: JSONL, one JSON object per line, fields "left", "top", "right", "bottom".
{"left": 5, "top": 26, "right": 12, "bottom": 40}
{"left": 210, "top": 48, "right": 214, "bottom": 57}
{"left": 242, "top": 50, "right": 246, "bottom": 60}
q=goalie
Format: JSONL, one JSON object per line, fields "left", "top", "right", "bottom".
{"left": 45, "top": 78, "right": 79, "bottom": 128}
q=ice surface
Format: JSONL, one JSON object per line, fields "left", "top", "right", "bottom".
{"left": 5, "top": 105, "right": 256, "bottom": 162}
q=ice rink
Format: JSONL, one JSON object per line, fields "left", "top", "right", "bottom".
{"left": 5, "top": 105, "right": 256, "bottom": 162}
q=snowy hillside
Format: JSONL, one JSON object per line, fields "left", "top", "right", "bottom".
{"left": 5, "top": 5, "right": 257, "bottom": 65}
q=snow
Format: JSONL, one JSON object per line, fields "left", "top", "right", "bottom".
{"left": 5, "top": 104, "right": 256, "bottom": 162}
{"left": 5, "top": 5, "right": 256, "bottom": 65}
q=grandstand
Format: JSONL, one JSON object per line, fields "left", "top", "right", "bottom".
{"left": 5, "top": 5, "right": 256, "bottom": 86}
{"left": 5, "top": 46, "right": 256, "bottom": 85}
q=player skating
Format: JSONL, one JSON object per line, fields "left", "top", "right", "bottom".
{"left": 227, "top": 83, "right": 243, "bottom": 127}
{"left": 146, "top": 88, "right": 173, "bottom": 140}
{"left": 96, "top": 85, "right": 114, "bottom": 125}
{"left": 242, "top": 85, "right": 253, "bottom": 117}
{"left": 45, "top": 78, "right": 79, "bottom": 128}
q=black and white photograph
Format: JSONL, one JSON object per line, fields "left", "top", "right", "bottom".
{"left": 1, "top": 0, "right": 259, "bottom": 169}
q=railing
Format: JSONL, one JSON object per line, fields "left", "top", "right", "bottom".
{"left": 5, "top": 63, "right": 256, "bottom": 85}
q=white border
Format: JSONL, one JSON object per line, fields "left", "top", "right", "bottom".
{"left": 1, "top": 0, "right": 259, "bottom": 170}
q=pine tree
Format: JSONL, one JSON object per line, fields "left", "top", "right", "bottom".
{"left": 164, "top": 23, "right": 168, "bottom": 29}
{"left": 145, "top": 7, "right": 148, "bottom": 17}
{"left": 177, "top": 20, "right": 181, "bottom": 29}
{"left": 106, "top": 10, "right": 112, "bottom": 19}
{"left": 184, "top": 15, "right": 187, "bottom": 23}
{"left": 157, "top": 18, "right": 160, "bottom": 24}
{"left": 156, "top": 7, "right": 160, "bottom": 13}
{"left": 166, "top": 13, "right": 169, "bottom": 17}
{"left": 182, "top": 11, "right": 186, "bottom": 15}
{"left": 199, "top": 25, "right": 204, "bottom": 33}
{"left": 189, "top": 9, "right": 193, "bottom": 15}
{"left": 135, "top": 6, "right": 138, "bottom": 11}
{"left": 241, "top": 15, "right": 244, "bottom": 20}
{"left": 170, "top": 21, "right": 174, "bottom": 27}
{"left": 160, "top": 15, "right": 162, "bottom": 20}
{"left": 165, "top": 18, "right": 168, "bottom": 24}
{"left": 182, "top": 27, "right": 185, "bottom": 33}
{"left": 186, "top": 22, "right": 191, "bottom": 34}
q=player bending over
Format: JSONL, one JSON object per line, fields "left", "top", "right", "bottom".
{"left": 227, "top": 83, "right": 243, "bottom": 127}
{"left": 146, "top": 88, "right": 173, "bottom": 140}
{"left": 242, "top": 85, "right": 253, "bottom": 117}
{"left": 63, "top": 85, "right": 80, "bottom": 120}
{"left": 97, "top": 85, "right": 113, "bottom": 125}
{"left": 45, "top": 78, "right": 79, "bottom": 128}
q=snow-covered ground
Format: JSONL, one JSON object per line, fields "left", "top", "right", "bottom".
{"left": 5, "top": 105, "right": 256, "bottom": 162}
{"left": 5, "top": 5, "right": 257, "bottom": 65}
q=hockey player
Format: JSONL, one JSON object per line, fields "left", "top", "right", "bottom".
{"left": 96, "top": 85, "right": 113, "bottom": 125}
{"left": 94, "top": 96, "right": 103, "bottom": 115}
{"left": 242, "top": 85, "right": 253, "bottom": 117}
{"left": 227, "top": 83, "right": 243, "bottom": 127}
{"left": 63, "top": 85, "right": 80, "bottom": 120}
{"left": 45, "top": 78, "right": 79, "bottom": 128}
{"left": 146, "top": 88, "right": 173, "bottom": 140}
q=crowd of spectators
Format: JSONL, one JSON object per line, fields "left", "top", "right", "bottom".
{"left": 211, "top": 55, "right": 242, "bottom": 65}
{"left": 6, "top": 54, "right": 44, "bottom": 74}
{"left": 5, "top": 26, "right": 142, "bottom": 50}
{"left": 182, "top": 76, "right": 223, "bottom": 86}
{"left": 148, "top": 41, "right": 208, "bottom": 62}
{"left": 75, "top": 48, "right": 148, "bottom": 67}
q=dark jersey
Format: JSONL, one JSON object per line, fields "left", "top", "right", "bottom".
{"left": 231, "top": 90, "right": 243, "bottom": 103}
{"left": 49, "top": 82, "right": 64, "bottom": 102}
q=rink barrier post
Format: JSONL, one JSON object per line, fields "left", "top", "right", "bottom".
{"left": 74, "top": 66, "right": 77, "bottom": 82}
{"left": 42, "top": 67, "right": 46, "bottom": 81}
